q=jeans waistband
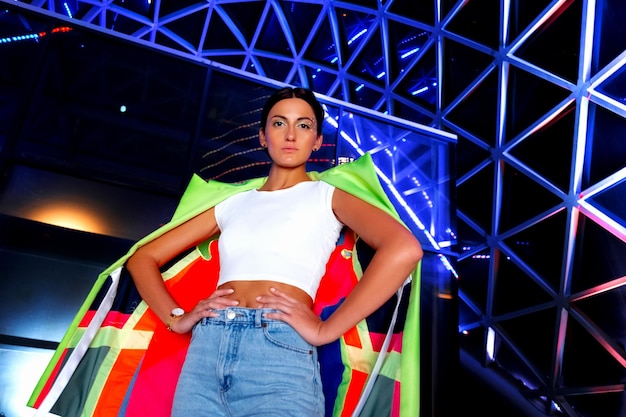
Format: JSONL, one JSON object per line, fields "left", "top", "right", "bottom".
{"left": 202, "top": 307, "right": 280, "bottom": 327}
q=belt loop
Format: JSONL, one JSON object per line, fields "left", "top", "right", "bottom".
{"left": 255, "top": 309, "right": 262, "bottom": 328}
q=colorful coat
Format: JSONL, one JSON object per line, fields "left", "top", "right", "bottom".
{"left": 28, "top": 153, "right": 421, "bottom": 417}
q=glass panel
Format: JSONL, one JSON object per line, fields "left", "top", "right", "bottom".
{"left": 457, "top": 249, "right": 491, "bottom": 313}
{"left": 502, "top": 210, "right": 566, "bottom": 292}
{"left": 386, "top": 20, "right": 431, "bottom": 80}
{"left": 586, "top": 104, "right": 626, "bottom": 188}
{"left": 492, "top": 255, "right": 553, "bottom": 316}
{"left": 506, "top": 66, "right": 571, "bottom": 141}
{"left": 444, "top": 0, "right": 501, "bottom": 50}
{"left": 499, "top": 163, "right": 563, "bottom": 232}
{"left": 508, "top": 105, "right": 575, "bottom": 192}
{"left": 498, "top": 308, "right": 558, "bottom": 387}
{"left": 562, "top": 316, "right": 626, "bottom": 386}
{"left": 593, "top": 1, "right": 626, "bottom": 72}
{"left": 572, "top": 214, "right": 626, "bottom": 293}
{"left": 587, "top": 180, "right": 626, "bottom": 229}
{"left": 334, "top": 109, "right": 454, "bottom": 251}
{"left": 513, "top": 1, "right": 582, "bottom": 83}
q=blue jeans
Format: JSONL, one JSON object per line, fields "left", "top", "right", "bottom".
{"left": 171, "top": 308, "right": 325, "bottom": 417}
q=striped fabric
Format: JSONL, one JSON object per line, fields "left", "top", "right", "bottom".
{"left": 28, "top": 153, "right": 421, "bottom": 417}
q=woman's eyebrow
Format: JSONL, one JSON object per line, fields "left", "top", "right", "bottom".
{"left": 270, "top": 115, "right": 315, "bottom": 122}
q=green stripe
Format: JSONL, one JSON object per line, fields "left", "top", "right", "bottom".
{"left": 400, "top": 264, "right": 422, "bottom": 417}
{"left": 49, "top": 346, "right": 110, "bottom": 416}
{"left": 331, "top": 338, "right": 354, "bottom": 417}
{"left": 359, "top": 374, "right": 395, "bottom": 416}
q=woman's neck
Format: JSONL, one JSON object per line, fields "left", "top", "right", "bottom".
{"left": 258, "top": 166, "right": 312, "bottom": 191}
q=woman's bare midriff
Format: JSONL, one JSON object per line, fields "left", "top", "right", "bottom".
{"left": 217, "top": 280, "right": 314, "bottom": 309}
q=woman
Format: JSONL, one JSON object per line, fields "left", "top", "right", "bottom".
{"left": 126, "top": 87, "right": 423, "bottom": 416}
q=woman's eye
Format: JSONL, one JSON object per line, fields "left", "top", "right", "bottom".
{"left": 270, "top": 120, "right": 314, "bottom": 130}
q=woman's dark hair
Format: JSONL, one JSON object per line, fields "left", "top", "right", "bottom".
{"left": 260, "top": 87, "right": 324, "bottom": 135}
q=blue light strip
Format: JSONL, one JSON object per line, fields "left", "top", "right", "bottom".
{"left": 63, "top": 2, "right": 73, "bottom": 18}
{"left": 0, "top": 32, "right": 41, "bottom": 43}
{"left": 347, "top": 28, "right": 367, "bottom": 45}
{"left": 401, "top": 48, "right": 419, "bottom": 59}
{"left": 0, "top": 27, "right": 72, "bottom": 45}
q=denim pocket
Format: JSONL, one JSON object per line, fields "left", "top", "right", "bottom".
{"left": 262, "top": 323, "right": 314, "bottom": 355}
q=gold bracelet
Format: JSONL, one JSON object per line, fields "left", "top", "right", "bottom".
{"left": 166, "top": 316, "right": 176, "bottom": 332}
{"left": 166, "top": 307, "right": 185, "bottom": 331}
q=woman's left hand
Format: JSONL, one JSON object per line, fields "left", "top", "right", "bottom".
{"left": 256, "top": 288, "right": 328, "bottom": 346}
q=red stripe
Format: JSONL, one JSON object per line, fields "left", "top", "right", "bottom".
{"left": 78, "top": 310, "right": 131, "bottom": 329}
{"left": 78, "top": 310, "right": 96, "bottom": 327}
{"left": 341, "top": 369, "right": 368, "bottom": 416}
{"left": 102, "top": 311, "right": 132, "bottom": 328}
{"left": 369, "top": 331, "right": 404, "bottom": 353}
{"left": 391, "top": 380, "right": 401, "bottom": 417}
{"left": 93, "top": 349, "right": 145, "bottom": 416}
{"left": 32, "top": 349, "right": 69, "bottom": 407}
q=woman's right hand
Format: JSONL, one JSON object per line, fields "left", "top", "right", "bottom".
{"left": 169, "top": 288, "right": 239, "bottom": 334}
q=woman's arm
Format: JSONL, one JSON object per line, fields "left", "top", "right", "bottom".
{"left": 125, "top": 208, "right": 222, "bottom": 330}
{"left": 318, "top": 188, "right": 423, "bottom": 342}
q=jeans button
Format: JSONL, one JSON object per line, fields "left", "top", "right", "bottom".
{"left": 226, "top": 310, "right": 236, "bottom": 320}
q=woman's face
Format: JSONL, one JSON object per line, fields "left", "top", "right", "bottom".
{"left": 260, "top": 97, "right": 323, "bottom": 169}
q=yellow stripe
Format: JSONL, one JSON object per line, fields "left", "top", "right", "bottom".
{"left": 344, "top": 346, "right": 402, "bottom": 380}
{"left": 161, "top": 249, "right": 204, "bottom": 280}
{"left": 83, "top": 346, "right": 121, "bottom": 416}
{"left": 67, "top": 326, "right": 154, "bottom": 350}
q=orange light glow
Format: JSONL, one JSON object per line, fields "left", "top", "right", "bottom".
{"left": 29, "top": 203, "right": 106, "bottom": 235}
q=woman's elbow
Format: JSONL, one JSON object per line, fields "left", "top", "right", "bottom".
{"left": 126, "top": 248, "right": 152, "bottom": 277}
{"left": 405, "top": 236, "right": 424, "bottom": 267}
{"left": 125, "top": 252, "right": 140, "bottom": 277}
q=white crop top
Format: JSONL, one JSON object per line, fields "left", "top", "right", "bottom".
{"left": 214, "top": 181, "right": 344, "bottom": 299}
